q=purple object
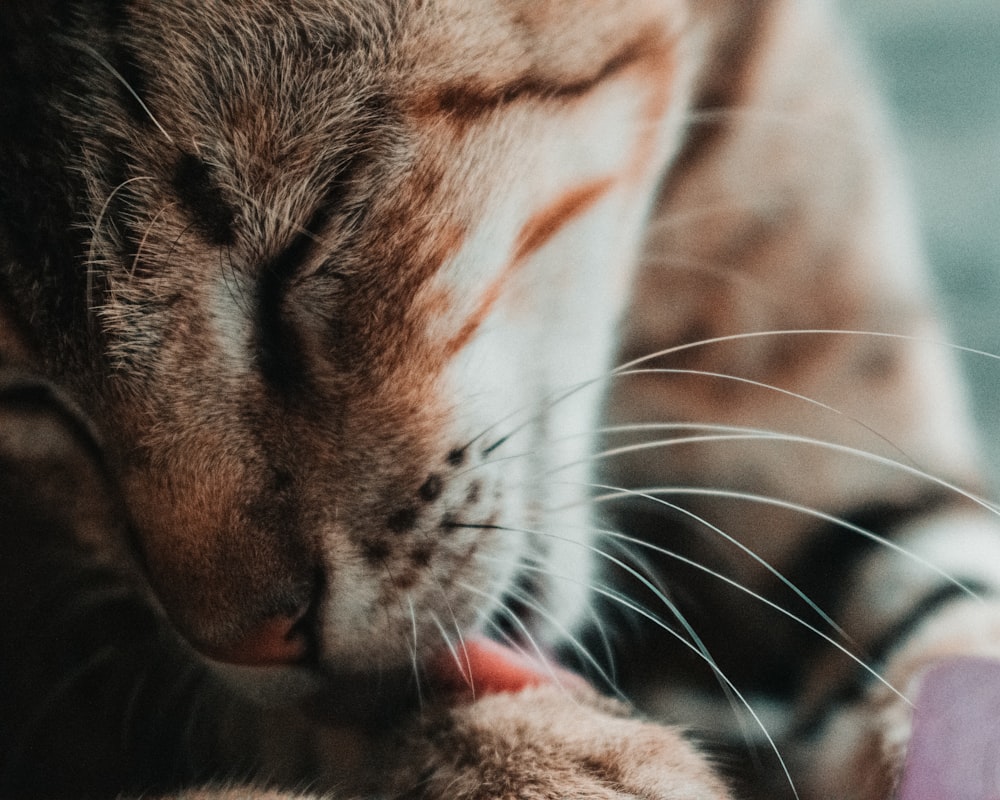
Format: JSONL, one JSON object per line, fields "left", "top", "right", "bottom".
{"left": 897, "top": 657, "right": 1000, "bottom": 800}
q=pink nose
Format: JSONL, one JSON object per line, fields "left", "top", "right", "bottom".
{"left": 204, "top": 613, "right": 308, "bottom": 666}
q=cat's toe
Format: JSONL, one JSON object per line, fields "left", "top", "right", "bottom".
{"left": 391, "top": 685, "right": 732, "bottom": 800}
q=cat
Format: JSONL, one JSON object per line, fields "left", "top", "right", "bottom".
{"left": 3, "top": 1, "right": 1000, "bottom": 798}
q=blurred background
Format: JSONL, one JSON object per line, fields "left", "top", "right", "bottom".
{"left": 841, "top": 0, "right": 1000, "bottom": 475}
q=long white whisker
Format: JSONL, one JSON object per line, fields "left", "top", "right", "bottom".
{"left": 468, "top": 559, "right": 625, "bottom": 699}
{"left": 407, "top": 597, "right": 425, "bottom": 711}
{"left": 472, "top": 539, "right": 800, "bottom": 800}
{"left": 469, "top": 327, "right": 1000, "bottom": 464}
{"left": 596, "top": 533, "right": 767, "bottom": 752}
{"left": 585, "top": 579, "right": 800, "bottom": 800}
{"left": 477, "top": 420, "right": 897, "bottom": 484}
{"left": 428, "top": 611, "right": 475, "bottom": 697}
{"left": 548, "top": 431, "right": 1000, "bottom": 523}
{"left": 507, "top": 328, "right": 1000, "bottom": 457}
{"left": 457, "top": 581, "right": 572, "bottom": 693}
{"left": 465, "top": 520, "right": 907, "bottom": 706}
{"left": 611, "top": 366, "right": 921, "bottom": 466}
{"left": 76, "top": 43, "right": 175, "bottom": 145}
{"left": 590, "top": 484, "right": 985, "bottom": 602}
{"left": 572, "top": 481, "right": 844, "bottom": 637}
{"left": 612, "top": 328, "right": 1000, "bottom": 373}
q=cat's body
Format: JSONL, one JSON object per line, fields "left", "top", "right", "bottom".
{"left": 3, "top": 1, "right": 1000, "bottom": 798}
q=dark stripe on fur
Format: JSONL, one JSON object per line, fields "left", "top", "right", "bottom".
{"left": 785, "top": 490, "right": 963, "bottom": 627}
{"left": 256, "top": 208, "right": 330, "bottom": 394}
{"left": 172, "top": 153, "right": 238, "bottom": 247}
{"left": 652, "top": 0, "right": 773, "bottom": 193}
{"left": 255, "top": 148, "right": 369, "bottom": 393}
{"left": 427, "top": 31, "right": 663, "bottom": 122}
{"left": 792, "top": 580, "right": 994, "bottom": 740}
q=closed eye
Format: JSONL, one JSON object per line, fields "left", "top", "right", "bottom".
{"left": 254, "top": 151, "right": 370, "bottom": 393}
{"left": 256, "top": 206, "right": 330, "bottom": 394}
{"left": 428, "top": 34, "right": 659, "bottom": 119}
{"left": 172, "top": 153, "right": 237, "bottom": 246}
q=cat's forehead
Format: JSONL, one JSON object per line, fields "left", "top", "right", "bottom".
{"left": 403, "top": 0, "right": 685, "bottom": 85}
{"left": 108, "top": 0, "right": 685, "bottom": 237}
{"left": 124, "top": 0, "right": 684, "bottom": 98}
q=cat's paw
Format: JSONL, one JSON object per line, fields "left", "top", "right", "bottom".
{"left": 802, "top": 598, "right": 1000, "bottom": 800}
{"left": 390, "top": 685, "right": 732, "bottom": 800}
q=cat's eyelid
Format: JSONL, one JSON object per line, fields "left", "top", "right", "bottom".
{"left": 428, "top": 35, "right": 659, "bottom": 119}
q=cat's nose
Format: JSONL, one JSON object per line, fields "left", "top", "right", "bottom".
{"left": 204, "top": 611, "right": 309, "bottom": 666}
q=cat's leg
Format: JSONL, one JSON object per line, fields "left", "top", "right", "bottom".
{"left": 599, "top": 0, "right": 1000, "bottom": 797}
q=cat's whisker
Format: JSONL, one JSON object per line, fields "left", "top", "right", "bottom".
{"left": 467, "top": 534, "right": 801, "bottom": 800}
{"left": 428, "top": 611, "right": 476, "bottom": 697}
{"left": 612, "top": 328, "right": 1000, "bottom": 375}
{"left": 467, "top": 521, "right": 777, "bottom": 715}
{"left": 593, "top": 533, "right": 770, "bottom": 752}
{"left": 466, "top": 422, "right": 817, "bottom": 482}
{"left": 425, "top": 557, "right": 479, "bottom": 697}
{"left": 74, "top": 42, "right": 175, "bottom": 145}
{"left": 589, "top": 484, "right": 985, "bottom": 602}
{"left": 547, "top": 429, "right": 1000, "bottom": 522}
{"left": 606, "top": 365, "right": 922, "bottom": 467}
{"left": 457, "top": 581, "right": 583, "bottom": 697}
{"left": 561, "top": 480, "right": 841, "bottom": 639}
{"left": 407, "top": 597, "right": 426, "bottom": 711}
{"left": 577, "top": 583, "right": 621, "bottom": 687}
{"left": 463, "top": 518, "right": 907, "bottom": 706}
{"left": 590, "top": 580, "right": 801, "bottom": 800}
{"left": 508, "top": 545, "right": 776, "bottom": 761}
{"left": 477, "top": 327, "right": 1000, "bottom": 466}
{"left": 468, "top": 556, "right": 626, "bottom": 700}
{"left": 416, "top": 528, "right": 479, "bottom": 683}
{"left": 85, "top": 174, "right": 158, "bottom": 315}
{"left": 463, "top": 329, "right": 943, "bottom": 464}
{"left": 128, "top": 202, "right": 178, "bottom": 279}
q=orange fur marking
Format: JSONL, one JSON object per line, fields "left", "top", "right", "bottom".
{"left": 444, "top": 176, "right": 617, "bottom": 358}
{"left": 441, "top": 30, "right": 677, "bottom": 359}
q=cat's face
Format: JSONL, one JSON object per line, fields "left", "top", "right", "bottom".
{"left": 12, "top": 0, "right": 689, "bottom": 699}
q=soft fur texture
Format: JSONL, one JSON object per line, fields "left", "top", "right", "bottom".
{"left": 2, "top": 1, "right": 999, "bottom": 798}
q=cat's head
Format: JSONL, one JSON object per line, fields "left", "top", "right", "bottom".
{"left": 0, "top": 0, "right": 689, "bottom": 704}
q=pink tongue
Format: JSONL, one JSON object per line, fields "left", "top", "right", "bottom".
{"left": 898, "top": 657, "right": 1000, "bottom": 800}
{"left": 430, "top": 637, "right": 587, "bottom": 698}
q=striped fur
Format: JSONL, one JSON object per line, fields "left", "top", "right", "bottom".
{"left": 0, "top": 1, "right": 996, "bottom": 798}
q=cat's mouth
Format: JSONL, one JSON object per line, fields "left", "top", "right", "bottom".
{"left": 299, "top": 634, "right": 583, "bottom": 727}
{"left": 200, "top": 563, "right": 571, "bottom": 725}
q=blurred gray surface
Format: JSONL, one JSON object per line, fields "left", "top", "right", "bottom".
{"left": 842, "top": 0, "right": 1000, "bottom": 475}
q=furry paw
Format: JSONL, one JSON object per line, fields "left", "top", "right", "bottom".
{"left": 389, "top": 685, "right": 732, "bottom": 800}
{"left": 801, "top": 598, "right": 1000, "bottom": 800}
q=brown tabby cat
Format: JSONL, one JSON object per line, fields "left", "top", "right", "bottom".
{"left": 3, "top": 1, "right": 999, "bottom": 798}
